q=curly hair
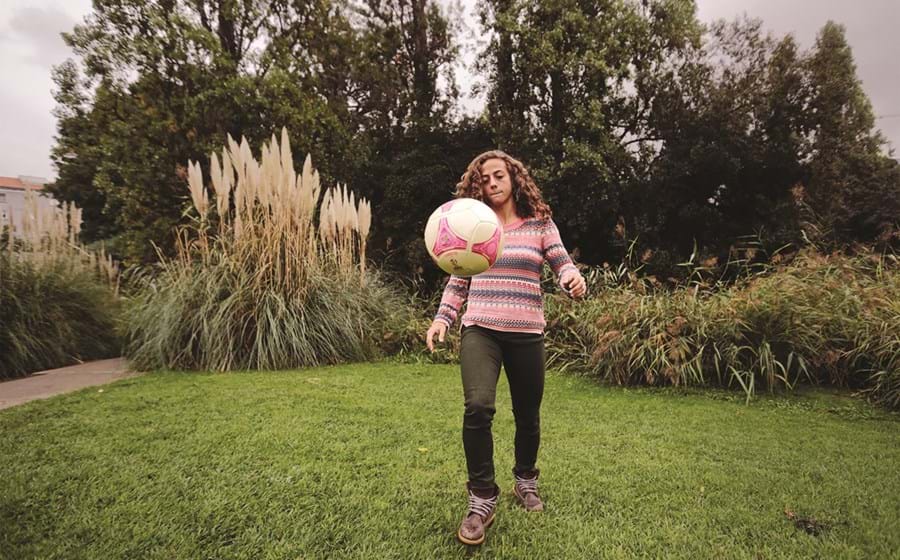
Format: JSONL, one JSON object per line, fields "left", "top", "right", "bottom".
{"left": 454, "top": 150, "right": 552, "bottom": 219}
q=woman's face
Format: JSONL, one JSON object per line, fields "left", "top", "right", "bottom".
{"left": 480, "top": 158, "right": 513, "bottom": 209}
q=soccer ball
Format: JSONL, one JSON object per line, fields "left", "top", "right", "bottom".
{"left": 423, "top": 198, "right": 505, "bottom": 276}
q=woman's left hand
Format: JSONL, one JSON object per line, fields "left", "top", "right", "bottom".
{"left": 560, "top": 269, "right": 587, "bottom": 298}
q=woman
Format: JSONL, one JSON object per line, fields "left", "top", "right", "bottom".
{"left": 425, "top": 150, "right": 586, "bottom": 545}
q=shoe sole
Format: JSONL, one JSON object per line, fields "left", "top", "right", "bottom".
{"left": 456, "top": 511, "right": 495, "bottom": 546}
{"left": 513, "top": 485, "right": 544, "bottom": 512}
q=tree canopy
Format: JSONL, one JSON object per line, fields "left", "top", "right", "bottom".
{"left": 48, "top": 0, "right": 898, "bottom": 280}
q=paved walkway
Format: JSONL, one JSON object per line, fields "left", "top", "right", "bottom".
{"left": 0, "top": 358, "right": 142, "bottom": 410}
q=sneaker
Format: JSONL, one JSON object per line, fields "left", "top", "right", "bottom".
{"left": 513, "top": 471, "right": 544, "bottom": 512}
{"left": 457, "top": 483, "right": 499, "bottom": 545}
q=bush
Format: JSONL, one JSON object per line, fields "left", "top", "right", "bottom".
{"left": 544, "top": 247, "right": 900, "bottom": 409}
{"left": 126, "top": 263, "right": 418, "bottom": 370}
{"left": 0, "top": 258, "right": 121, "bottom": 379}
{"left": 0, "top": 192, "right": 120, "bottom": 379}
{"left": 125, "top": 129, "right": 417, "bottom": 370}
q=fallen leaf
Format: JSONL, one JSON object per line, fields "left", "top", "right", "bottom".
{"left": 784, "top": 507, "right": 829, "bottom": 536}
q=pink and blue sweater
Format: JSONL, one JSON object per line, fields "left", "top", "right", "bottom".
{"left": 434, "top": 217, "right": 577, "bottom": 334}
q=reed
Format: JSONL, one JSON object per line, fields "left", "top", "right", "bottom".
{"left": 544, "top": 247, "right": 900, "bottom": 409}
{"left": 0, "top": 188, "right": 120, "bottom": 379}
{"left": 126, "top": 129, "right": 407, "bottom": 371}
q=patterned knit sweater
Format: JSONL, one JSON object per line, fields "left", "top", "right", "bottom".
{"left": 434, "top": 217, "right": 577, "bottom": 334}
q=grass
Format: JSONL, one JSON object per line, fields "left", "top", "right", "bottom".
{"left": 1, "top": 362, "right": 898, "bottom": 559}
{"left": 126, "top": 129, "right": 389, "bottom": 371}
{"left": 0, "top": 187, "right": 119, "bottom": 380}
{"left": 0, "top": 256, "right": 121, "bottom": 380}
{"left": 542, "top": 247, "right": 900, "bottom": 409}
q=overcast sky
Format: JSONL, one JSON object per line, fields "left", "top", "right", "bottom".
{"left": 1, "top": 0, "right": 897, "bottom": 180}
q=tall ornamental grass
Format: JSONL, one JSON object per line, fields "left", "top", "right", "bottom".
{"left": 0, "top": 189, "right": 120, "bottom": 379}
{"left": 126, "top": 128, "right": 413, "bottom": 371}
{"left": 544, "top": 247, "right": 900, "bottom": 409}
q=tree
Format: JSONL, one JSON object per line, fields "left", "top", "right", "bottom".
{"left": 802, "top": 21, "right": 900, "bottom": 246}
{"left": 49, "top": 61, "right": 114, "bottom": 243}
{"left": 49, "top": 0, "right": 360, "bottom": 263}
{"left": 346, "top": 0, "right": 472, "bottom": 282}
{"left": 477, "top": 0, "right": 702, "bottom": 264}
{"left": 49, "top": 0, "right": 468, "bottom": 267}
{"left": 629, "top": 18, "right": 809, "bottom": 274}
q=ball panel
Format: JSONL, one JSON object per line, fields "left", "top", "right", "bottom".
{"left": 446, "top": 198, "right": 476, "bottom": 212}
{"left": 469, "top": 201, "right": 499, "bottom": 222}
{"left": 468, "top": 219, "right": 499, "bottom": 244}
{"left": 423, "top": 210, "right": 440, "bottom": 259}
{"left": 444, "top": 205, "right": 485, "bottom": 240}
{"left": 423, "top": 209, "right": 442, "bottom": 259}
{"left": 471, "top": 226, "right": 504, "bottom": 265}
{"left": 436, "top": 249, "right": 490, "bottom": 276}
{"left": 432, "top": 217, "right": 468, "bottom": 255}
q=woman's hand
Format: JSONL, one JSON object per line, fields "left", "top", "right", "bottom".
{"left": 560, "top": 269, "right": 587, "bottom": 298}
{"left": 425, "top": 321, "right": 448, "bottom": 352}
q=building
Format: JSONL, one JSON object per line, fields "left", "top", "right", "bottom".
{"left": 0, "top": 175, "right": 58, "bottom": 238}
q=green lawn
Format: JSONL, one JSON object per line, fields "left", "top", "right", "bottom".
{"left": 2, "top": 362, "right": 899, "bottom": 559}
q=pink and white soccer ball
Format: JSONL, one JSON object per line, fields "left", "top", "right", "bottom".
{"left": 424, "top": 198, "right": 505, "bottom": 277}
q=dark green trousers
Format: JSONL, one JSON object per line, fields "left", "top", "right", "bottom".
{"left": 460, "top": 324, "right": 545, "bottom": 489}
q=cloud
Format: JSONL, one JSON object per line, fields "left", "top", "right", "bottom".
{"left": 0, "top": 86, "right": 57, "bottom": 178}
{"left": 1, "top": 6, "right": 76, "bottom": 69}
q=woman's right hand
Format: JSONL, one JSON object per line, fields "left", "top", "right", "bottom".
{"left": 425, "top": 321, "right": 448, "bottom": 353}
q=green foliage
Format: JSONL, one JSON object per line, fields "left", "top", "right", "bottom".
{"left": 630, "top": 18, "right": 809, "bottom": 265}
{"left": 48, "top": 1, "right": 900, "bottom": 281}
{"left": 49, "top": 0, "right": 462, "bottom": 269}
{"left": 125, "top": 264, "right": 412, "bottom": 370}
{"left": 478, "top": 6, "right": 898, "bottom": 273}
{"left": 49, "top": 0, "right": 369, "bottom": 264}
{"left": 543, "top": 248, "right": 900, "bottom": 409}
{"left": 124, "top": 131, "right": 417, "bottom": 371}
{"left": 352, "top": 0, "right": 461, "bottom": 132}
{"left": 629, "top": 18, "right": 899, "bottom": 261}
{"left": 478, "top": 0, "right": 702, "bottom": 262}
{"left": 0, "top": 255, "right": 121, "bottom": 380}
{"left": 353, "top": 120, "right": 494, "bottom": 285}
{"left": 802, "top": 22, "right": 900, "bottom": 247}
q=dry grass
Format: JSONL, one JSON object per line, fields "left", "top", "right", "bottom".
{"left": 1, "top": 187, "right": 117, "bottom": 289}
{"left": 544, "top": 247, "right": 900, "bottom": 409}
{"left": 0, "top": 189, "right": 120, "bottom": 379}
{"left": 126, "top": 128, "right": 409, "bottom": 371}
{"left": 183, "top": 127, "right": 371, "bottom": 292}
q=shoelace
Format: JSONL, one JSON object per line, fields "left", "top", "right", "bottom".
{"left": 467, "top": 491, "right": 498, "bottom": 519}
{"left": 515, "top": 475, "right": 538, "bottom": 496}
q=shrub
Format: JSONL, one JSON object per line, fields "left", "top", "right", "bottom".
{"left": 0, "top": 191, "right": 120, "bottom": 379}
{"left": 125, "top": 129, "right": 416, "bottom": 370}
{"left": 544, "top": 247, "right": 900, "bottom": 409}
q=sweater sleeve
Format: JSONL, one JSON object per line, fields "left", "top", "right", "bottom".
{"left": 542, "top": 218, "right": 578, "bottom": 282}
{"left": 434, "top": 275, "right": 470, "bottom": 327}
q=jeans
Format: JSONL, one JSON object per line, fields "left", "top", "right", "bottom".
{"left": 460, "top": 324, "right": 545, "bottom": 489}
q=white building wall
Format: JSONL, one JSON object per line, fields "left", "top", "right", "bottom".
{"left": 0, "top": 186, "right": 59, "bottom": 239}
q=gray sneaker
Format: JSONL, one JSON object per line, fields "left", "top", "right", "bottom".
{"left": 457, "top": 483, "right": 499, "bottom": 545}
{"left": 513, "top": 472, "right": 544, "bottom": 512}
